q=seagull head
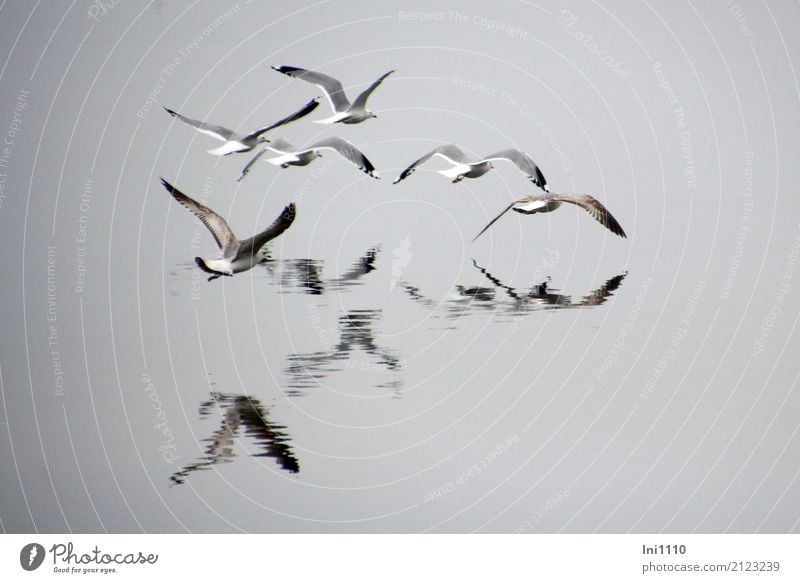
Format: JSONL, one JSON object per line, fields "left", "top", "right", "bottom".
{"left": 257, "top": 137, "right": 271, "bottom": 144}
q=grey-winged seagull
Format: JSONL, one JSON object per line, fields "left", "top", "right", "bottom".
{"left": 238, "top": 137, "right": 379, "bottom": 181}
{"left": 473, "top": 192, "right": 627, "bottom": 242}
{"left": 160, "top": 178, "right": 296, "bottom": 280}
{"left": 163, "top": 98, "right": 319, "bottom": 156}
{"left": 272, "top": 65, "right": 394, "bottom": 124}
{"left": 393, "top": 144, "right": 549, "bottom": 190}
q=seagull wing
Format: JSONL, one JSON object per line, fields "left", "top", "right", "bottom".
{"left": 351, "top": 70, "right": 395, "bottom": 110}
{"left": 301, "top": 137, "right": 380, "bottom": 178}
{"left": 163, "top": 107, "right": 236, "bottom": 142}
{"left": 239, "top": 98, "right": 320, "bottom": 142}
{"left": 481, "top": 149, "right": 549, "bottom": 191}
{"left": 237, "top": 203, "right": 297, "bottom": 258}
{"left": 472, "top": 199, "right": 519, "bottom": 242}
{"left": 264, "top": 137, "right": 295, "bottom": 153}
{"left": 550, "top": 193, "right": 628, "bottom": 238}
{"left": 272, "top": 65, "right": 350, "bottom": 112}
{"left": 160, "top": 178, "right": 239, "bottom": 254}
{"left": 237, "top": 145, "right": 271, "bottom": 182}
{"left": 393, "top": 144, "right": 468, "bottom": 184}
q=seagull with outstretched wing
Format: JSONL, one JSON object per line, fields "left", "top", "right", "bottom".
{"left": 238, "top": 136, "right": 379, "bottom": 181}
{"left": 272, "top": 65, "right": 394, "bottom": 124}
{"left": 160, "top": 178, "right": 296, "bottom": 280}
{"left": 163, "top": 98, "right": 319, "bottom": 155}
{"left": 393, "top": 143, "right": 549, "bottom": 190}
{"left": 473, "top": 192, "right": 627, "bottom": 242}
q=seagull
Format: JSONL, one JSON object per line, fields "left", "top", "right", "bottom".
{"left": 473, "top": 192, "right": 627, "bottom": 242}
{"left": 238, "top": 136, "right": 379, "bottom": 181}
{"left": 163, "top": 98, "right": 319, "bottom": 156}
{"left": 272, "top": 65, "right": 394, "bottom": 124}
{"left": 393, "top": 144, "right": 549, "bottom": 190}
{"left": 160, "top": 178, "right": 296, "bottom": 280}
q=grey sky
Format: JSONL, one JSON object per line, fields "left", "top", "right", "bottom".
{"left": 0, "top": 0, "right": 798, "bottom": 534}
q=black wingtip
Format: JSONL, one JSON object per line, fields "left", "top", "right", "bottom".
{"left": 535, "top": 167, "right": 549, "bottom": 192}
{"left": 283, "top": 202, "right": 297, "bottom": 223}
{"left": 163, "top": 107, "right": 177, "bottom": 117}
{"left": 272, "top": 65, "right": 299, "bottom": 75}
{"left": 362, "top": 159, "right": 378, "bottom": 179}
{"left": 607, "top": 216, "right": 627, "bottom": 239}
{"left": 159, "top": 177, "right": 174, "bottom": 192}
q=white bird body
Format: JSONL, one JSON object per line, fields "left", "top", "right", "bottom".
{"left": 437, "top": 160, "right": 492, "bottom": 181}
{"left": 207, "top": 141, "right": 254, "bottom": 156}
{"left": 314, "top": 111, "right": 354, "bottom": 125}
{"left": 201, "top": 257, "right": 237, "bottom": 276}
{"left": 263, "top": 148, "right": 320, "bottom": 167}
{"left": 513, "top": 197, "right": 562, "bottom": 214}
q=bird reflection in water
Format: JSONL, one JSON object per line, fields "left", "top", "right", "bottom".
{"left": 401, "top": 260, "right": 626, "bottom": 319}
{"left": 262, "top": 246, "right": 380, "bottom": 295}
{"left": 285, "top": 309, "right": 403, "bottom": 395}
{"left": 472, "top": 259, "right": 627, "bottom": 312}
{"left": 170, "top": 392, "right": 298, "bottom": 485}
{"left": 401, "top": 282, "right": 498, "bottom": 319}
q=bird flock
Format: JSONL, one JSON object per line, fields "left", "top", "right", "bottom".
{"left": 161, "top": 65, "right": 627, "bottom": 280}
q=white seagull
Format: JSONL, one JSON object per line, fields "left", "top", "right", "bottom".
{"left": 473, "top": 192, "right": 627, "bottom": 242}
{"left": 394, "top": 144, "right": 549, "bottom": 190}
{"left": 238, "top": 137, "right": 380, "bottom": 181}
{"left": 163, "top": 98, "right": 319, "bottom": 156}
{"left": 161, "top": 178, "right": 296, "bottom": 280}
{"left": 272, "top": 65, "right": 394, "bottom": 124}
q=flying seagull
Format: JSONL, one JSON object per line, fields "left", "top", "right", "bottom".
{"left": 393, "top": 144, "right": 549, "bottom": 190}
{"left": 238, "top": 136, "right": 379, "bottom": 181}
{"left": 163, "top": 98, "right": 319, "bottom": 156}
{"left": 272, "top": 65, "right": 394, "bottom": 124}
{"left": 160, "top": 178, "right": 296, "bottom": 280}
{"left": 473, "top": 192, "right": 627, "bottom": 242}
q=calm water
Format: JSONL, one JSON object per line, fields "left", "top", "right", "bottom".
{"left": 1, "top": 1, "right": 799, "bottom": 533}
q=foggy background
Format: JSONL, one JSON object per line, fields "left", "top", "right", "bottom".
{"left": 0, "top": 0, "right": 798, "bottom": 533}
